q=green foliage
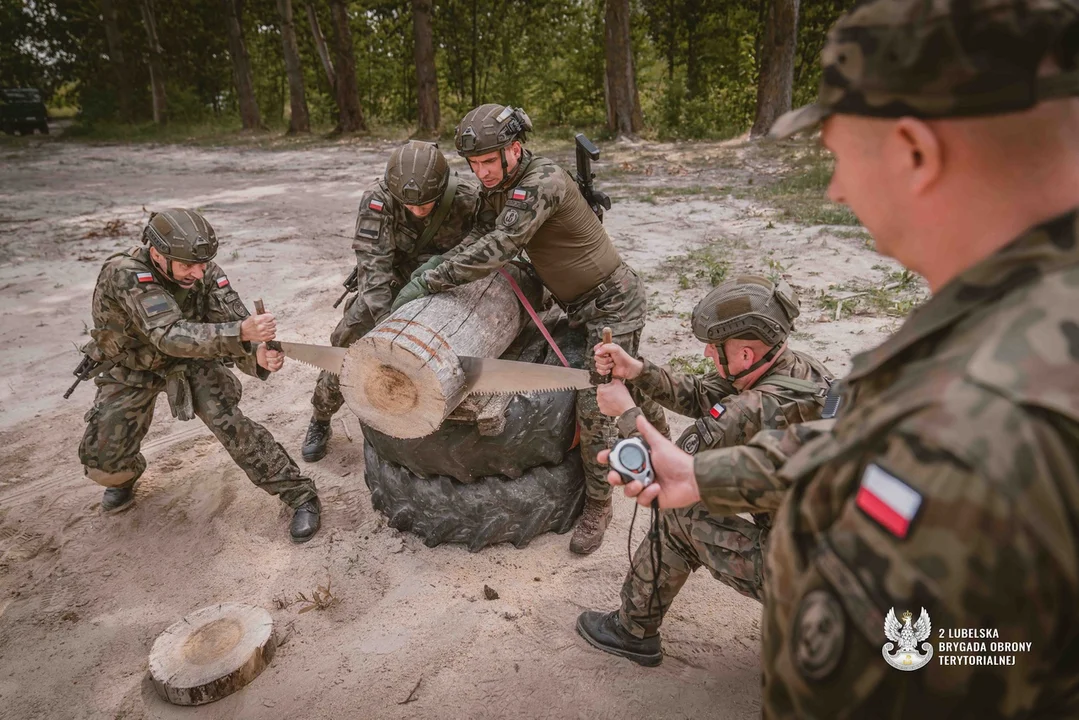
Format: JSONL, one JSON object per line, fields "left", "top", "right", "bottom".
{"left": 4, "top": 0, "right": 855, "bottom": 139}
{"left": 667, "top": 354, "right": 714, "bottom": 376}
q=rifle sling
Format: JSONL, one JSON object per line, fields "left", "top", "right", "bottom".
{"left": 416, "top": 173, "right": 459, "bottom": 255}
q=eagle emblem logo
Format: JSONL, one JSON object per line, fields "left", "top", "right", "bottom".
{"left": 882, "top": 607, "right": 933, "bottom": 671}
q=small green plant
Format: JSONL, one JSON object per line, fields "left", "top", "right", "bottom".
{"left": 667, "top": 354, "right": 714, "bottom": 375}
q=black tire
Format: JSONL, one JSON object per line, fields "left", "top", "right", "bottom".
{"left": 360, "top": 315, "right": 589, "bottom": 483}
{"left": 39, "top": 122, "right": 49, "bottom": 135}
{"left": 364, "top": 442, "right": 586, "bottom": 552}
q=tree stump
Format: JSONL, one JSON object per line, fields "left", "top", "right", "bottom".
{"left": 149, "top": 603, "right": 275, "bottom": 706}
{"left": 341, "top": 265, "right": 543, "bottom": 438}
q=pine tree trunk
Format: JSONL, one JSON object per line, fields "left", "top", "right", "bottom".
{"left": 277, "top": 0, "right": 310, "bottom": 133}
{"left": 139, "top": 0, "right": 167, "bottom": 125}
{"left": 751, "top": 0, "right": 801, "bottom": 138}
{"left": 328, "top": 0, "right": 367, "bottom": 132}
{"left": 222, "top": 0, "right": 262, "bottom": 130}
{"left": 412, "top": 0, "right": 440, "bottom": 137}
{"left": 604, "top": 0, "right": 643, "bottom": 136}
{"left": 305, "top": 1, "right": 336, "bottom": 94}
{"left": 100, "top": 0, "right": 133, "bottom": 122}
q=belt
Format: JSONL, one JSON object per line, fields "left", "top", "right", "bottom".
{"left": 561, "top": 264, "right": 623, "bottom": 314}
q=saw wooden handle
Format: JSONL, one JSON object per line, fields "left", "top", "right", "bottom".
{"left": 601, "top": 327, "right": 613, "bottom": 383}
{"left": 251, "top": 299, "right": 281, "bottom": 351}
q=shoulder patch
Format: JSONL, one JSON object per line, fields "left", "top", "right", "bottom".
{"left": 791, "top": 589, "right": 846, "bottom": 681}
{"left": 680, "top": 433, "right": 701, "bottom": 454}
{"left": 511, "top": 188, "right": 528, "bottom": 202}
{"left": 709, "top": 403, "right": 725, "bottom": 419}
{"left": 139, "top": 290, "right": 174, "bottom": 318}
{"left": 502, "top": 209, "right": 520, "bottom": 227}
{"left": 216, "top": 275, "right": 229, "bottom": 288}
{"left": 368, "top": 198, "right": 385, "bottom": 212}
{"left": 136, "top": 272, "right": 155, "bottom": 284}
{"left": 855, "top": 463, "right": 923, "bottom": 539}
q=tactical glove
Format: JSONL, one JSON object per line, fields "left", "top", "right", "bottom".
{"left": 410, "top": 254, "right": 445, "bottom": 281}
{"left": 391, "top": 275, "right": 431, "bottom": 311}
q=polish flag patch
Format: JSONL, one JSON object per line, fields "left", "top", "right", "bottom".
{"left": 709, "top": 403, "right": 725, "bottom": 419}
{"left": 368, "top": 198, "right": 384, "bottom": 212}
{"left": 135, "top": 272, "right": 155, "bottom": 283}
{"left": 855, "top": 464, "right": 923, "bottom": 539}
{"left": 512, "top": 188, "right": 528, "bottom": 202}
{"left": 217, "top": 276, "right": 229, "bottom": 288}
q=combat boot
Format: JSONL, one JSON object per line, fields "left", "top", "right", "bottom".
{"left": 101, "top": 480, "right": 137, "bottom": 514}
{"left": 570, "top": 496, "right": 612, "bottom": 555}
{"left": 576, "top": 610, "right": 662, "bottom": 667}
{"left": 290, "top": 498, "right": 321, "bottom": 543}
{"left": 301, "top": 419, "right": 332, "bottom": 463}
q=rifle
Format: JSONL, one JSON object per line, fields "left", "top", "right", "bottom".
{"left": 333, "top": 267, "right": 359, "bottom": 309}
{"left": 574, "top": 133, "right": 612, "bottom": 223}
{"left": 63, "top": 354, "right": 114, "bottom": 399}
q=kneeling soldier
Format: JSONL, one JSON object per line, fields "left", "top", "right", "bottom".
{"left": 576, "top": 276, "right": 833, "bottom": 665}
{"left": 78, "top": 209, "right": 321, "bottom": 543}
{"left": 301, "top": 140, "right": 481, "bottom": 461}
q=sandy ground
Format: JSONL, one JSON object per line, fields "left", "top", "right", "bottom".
{"left": 0, "top": 135, "right": 921, "bottom": 720}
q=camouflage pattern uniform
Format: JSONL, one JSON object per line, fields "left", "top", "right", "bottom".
{"left": 309, "top": 175, "right": 481, "bottom": 422}
{"left": 689, "top": 0, "right": 1079, "bottom": 715}
{"left": 423, "top": 145, "right": 671, "bottom": 501}
{"left": 78, "top": 245, "right": 317, "bottom": 509}
{"left": 615, "top": 349, "right": 832, "bottom": 639}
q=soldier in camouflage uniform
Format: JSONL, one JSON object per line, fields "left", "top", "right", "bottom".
{"left": 301, "top": 141, "right": 481, "bottom": 462}
{"left": 390, "top": 104, "right": 670, "bottom": 555}
{"left": 78, "top": 209, "right": 322, "bottom": 543}
{"left": 609, "top": 0, "right": 1079, "bottom": 715}
{"left": 575, "top": 277, "right": 833, "bottom": 666}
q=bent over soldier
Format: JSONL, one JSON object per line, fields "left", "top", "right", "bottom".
{"left": 391, "top": 104, "right": 670, "bottom": 555}
{"left": 78, "top": 209, "right": 321, "bottom": 543}
{"left": 576, "top": 276, "right": 833, "bottom": 666}
{"left": 301, "top": 141, "right": 481, "bottom": 461}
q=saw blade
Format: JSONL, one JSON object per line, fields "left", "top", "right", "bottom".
{"left": 459, "top": 357, "right": 592, "bottom": 395}
{"left": 278, "top": 341, "right": 347, "bottom": 376}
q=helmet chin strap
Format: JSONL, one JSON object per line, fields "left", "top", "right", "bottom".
{"left": 721, "top": 343, "right": 781, "bottom": 382}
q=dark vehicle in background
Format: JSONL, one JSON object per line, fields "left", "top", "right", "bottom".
{"left": 1, "top": 88, "right": 50, "bottom": 135}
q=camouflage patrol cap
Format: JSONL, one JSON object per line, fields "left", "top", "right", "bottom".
{"left": 384, "top": 141, "right": 450, "bottom": 205}
{"left": 142, "top": 209, "right": 218, "bottom": 263}
{"left": 691, "top": 275, "right": 800, "bottom": 346}
{"left": 455, "top": 104, "right": 533, "bottom": 157}
{"left": 770, "top": 0, "right": 1079, "bottom": 139}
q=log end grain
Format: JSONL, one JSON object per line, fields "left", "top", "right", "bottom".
{"left": 149, "top": 603, "right": 275, "bottom": 706}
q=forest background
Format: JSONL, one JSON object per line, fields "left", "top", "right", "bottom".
{"left": 2, "top": 0, "right": 855, "bottom": 142}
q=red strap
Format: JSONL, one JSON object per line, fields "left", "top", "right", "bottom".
{"left": 498, "top": 267, "right": 580, "bottom": 449}
{"left": 498, "top": 267, "right": 570, "bottom": 368}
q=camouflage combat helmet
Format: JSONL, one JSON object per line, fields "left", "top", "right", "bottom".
{"left": 770, "top": 0, "right": 1079, "bottom": 139}
{"left": 692, "top": 275, "right": 800, "bottom": 379}
{"left": 454, "top": 104, "right": 533, "bottom": 158}
{"left": 384, "top": 141, "right": 450, "bottom": 206}
{"left": 142, "top": 209, "right": 218, "bottom": 264}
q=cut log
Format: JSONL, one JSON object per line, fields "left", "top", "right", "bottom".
{"left": 149, "top": 603, "right": 275, "bottom": 706}
{"left": 341, "top": 266, "right": 543, "bottom": 438}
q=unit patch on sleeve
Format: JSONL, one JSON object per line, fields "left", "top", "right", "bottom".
{"left": 139, "top": 291, "right": 174, "bottom": 318}
{"left": 855, "top": 463, "right": 923, "bottom": 539}
{"left": 135, "top": 272, "right": 155, "bottom": 284}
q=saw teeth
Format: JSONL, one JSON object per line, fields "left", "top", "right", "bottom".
{"left": 292, "top": 358, "right": 338, "bottom": 375}
{"left": 467, "top": 386, "right": 578, "bottom": 396}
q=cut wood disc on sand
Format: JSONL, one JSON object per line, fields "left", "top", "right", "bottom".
{"left": 149, "top": 603, "right": 276, "bottom": 706}
{"left": 342, "top": 266, "right": 543, "bottom": 439}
